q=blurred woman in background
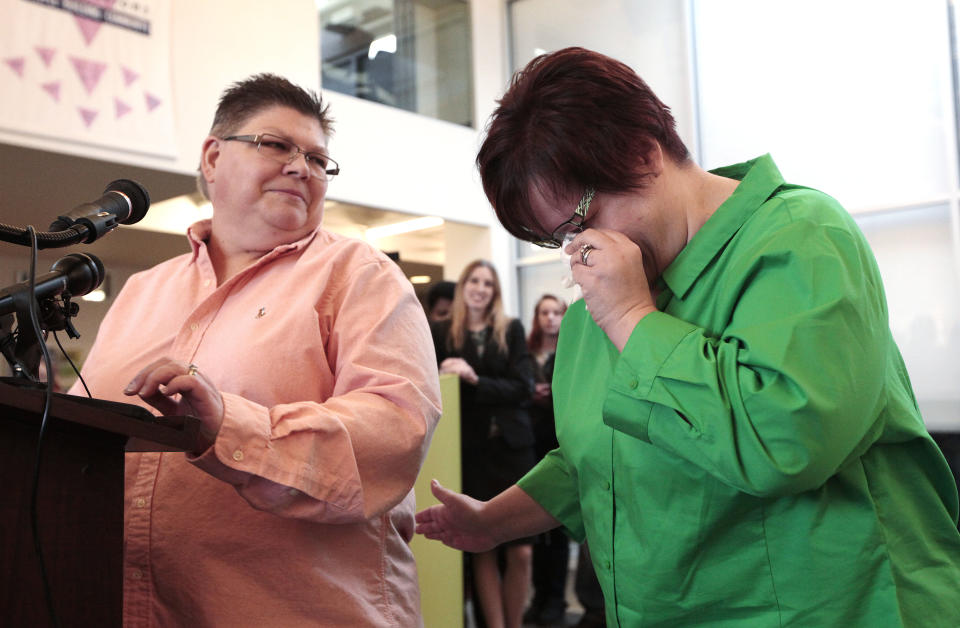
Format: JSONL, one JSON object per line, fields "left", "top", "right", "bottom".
{"left": 430, "top": 259, "right": 535, "bottom": 628}
{"left": 524, "top": 294, "right": 569, "bottom": 626}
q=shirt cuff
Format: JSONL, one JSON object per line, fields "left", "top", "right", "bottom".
{"left": 517, "top": 452, "right": 586, "bottom": 542}
{"left": 187, "top": 393, "right": 271, "bottom": 486}
{"left": 602, "top": 311, "right": 698, "bottom": 441}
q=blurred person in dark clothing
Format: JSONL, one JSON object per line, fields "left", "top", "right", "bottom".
{"left": 523, "top": 294, "right": 568, "bottom": 626}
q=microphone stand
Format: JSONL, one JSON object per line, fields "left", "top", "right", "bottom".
{"left": 0, "top": 287, "right": 82, "bottom": 383}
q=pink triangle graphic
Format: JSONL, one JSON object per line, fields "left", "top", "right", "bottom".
{"left": 4, "top": 57, "right": 25, "bottom": 78}
{"left": 75, "top": 19, "right": 102, "bottom": 46}
{"left": 70, "top": 56, "right": 107, "bottom": 95}
{"left": 121, "top": 66, "right": 139, "bottom": 87}
{"left": 145, "top": 92, "right": 162, "bottom": 112}
{"left": 115, "top": 98, "right": 132, "bottom": 119}
{"left": 42, "top": 81, "right": 61, "bottom": 102}
{"left": 35, "top": 47, "right": 56, "bottom": 68}
{"left": 78, "top": 107, "right": 98, "bottom": 128}
{"left": 73, "top": 0, "right": 117, "bottom": 47}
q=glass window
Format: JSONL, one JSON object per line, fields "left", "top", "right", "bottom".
{"left": 318, "top": 0, "right": 474, "bottom": 127}
{"left": 855, "top": 204, "right": 960, "bottom": 432}
{"left": 693, "top": 0, "right": 954, "bottom": 212}
{"left": 517, "top": 259, "right": 580, "bottom": 333}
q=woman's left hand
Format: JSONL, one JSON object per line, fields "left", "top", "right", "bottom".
{"left": 567, "top": 228, "right": 658, "bottom": 351}
{"left": 124, "top": 357, "right": 225, "bottom": 454}
{"left": 415, "top": 480, "right": 500, "bottom": 553}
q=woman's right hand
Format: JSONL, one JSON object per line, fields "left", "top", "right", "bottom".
{"left": 533, "top": 382, "right": 551, "bottom": 405}
{"left": 439, "top": 357, "right": 479, "bottom": 384}
{"left": 415, "top": 480, "right": 499, "bottom": 553}
{"left": 124, "top": 357, "right": 225, "bottom": 454}
{"left": 567, "top": 228, "right": 658, "bottom": 351}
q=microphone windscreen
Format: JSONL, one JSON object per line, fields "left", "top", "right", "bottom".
{"left": 104, "top": 179, "right": 150, "bottom": 224}
{"left": 50, "top": 253, "right": 105, "bottom": 297}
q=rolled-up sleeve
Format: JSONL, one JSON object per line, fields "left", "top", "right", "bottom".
{"left": 602, "top": 217, "right": 889, "bottom": 497}
{"left": 190, "top": 257, "right": 442, "bottom": 522}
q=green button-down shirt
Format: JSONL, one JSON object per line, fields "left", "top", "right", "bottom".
{"left": 518, "top": 155, "right": 960, "bottom": 627}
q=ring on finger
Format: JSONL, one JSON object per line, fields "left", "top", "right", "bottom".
{"left": 580, "top": 243, "right": 595, "bottom": 266}
{"left": 187, "top": 363, "right": 199, "bottom": 377}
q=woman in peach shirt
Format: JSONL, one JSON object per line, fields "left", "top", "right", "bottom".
{"left": 72, "top": 74, "right": 441, "bottom": 627}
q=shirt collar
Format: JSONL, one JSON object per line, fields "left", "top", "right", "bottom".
{"left": 658, "top": 154, "right": 785, "bottom": 302}
{"left": 184, "top": 219, "right": 321, "bottom": 263}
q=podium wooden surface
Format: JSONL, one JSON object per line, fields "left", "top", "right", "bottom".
{"left": 0, "top": 378, "right": 200, "bottom": 627}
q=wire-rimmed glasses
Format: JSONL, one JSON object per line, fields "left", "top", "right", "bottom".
{"left": 522, "top": 188, "right": 596, "bottom": 248}
{"left": 222, "top": 133, "right": 340, "bottom": 180}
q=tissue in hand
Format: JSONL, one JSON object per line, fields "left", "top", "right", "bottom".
{"left": 560, "top": 233, "right": 584, "bottom": 301}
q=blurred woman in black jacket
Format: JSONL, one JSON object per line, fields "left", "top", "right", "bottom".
{"left": 431, "top": 259, "right": 535, "bottom": 628}
{"left": 524, "top": 294, "right": 569, "bottom": 626}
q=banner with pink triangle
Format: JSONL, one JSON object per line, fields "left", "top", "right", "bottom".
{"left": 0, "top": 0, "right": 175, "bottom": 158}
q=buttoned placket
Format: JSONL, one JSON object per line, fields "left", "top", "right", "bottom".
{"left": 123, "top": 258, "right": 220, "bottom": 625}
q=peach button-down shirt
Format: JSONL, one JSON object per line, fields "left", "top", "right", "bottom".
{"left": 72, "top": 221, "right": 441, "bottom": 627}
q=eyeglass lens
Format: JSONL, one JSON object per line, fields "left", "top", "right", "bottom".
{"left": 257, "top": 135, "right": 336, "bottom": 179}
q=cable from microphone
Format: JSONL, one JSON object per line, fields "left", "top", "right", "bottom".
{"left": 48, "top": 179, "right": 151, "bottom": 244}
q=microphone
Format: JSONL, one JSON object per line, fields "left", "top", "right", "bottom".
{"left": 49, "top": 179, "right": 151, "bottom": 244}
{"left": 0, "top": 253, "right": 106, "bottom": 317}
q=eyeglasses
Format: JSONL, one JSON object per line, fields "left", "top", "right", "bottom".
{"left": 222, "top": 133, "right": 341, "bottom": 180}
{"left": 522, "top": 187, "right": 596, "bottom": 248}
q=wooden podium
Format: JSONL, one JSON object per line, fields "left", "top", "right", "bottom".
{"left": 0, "top": 378, "right": 200, "bottom": 627}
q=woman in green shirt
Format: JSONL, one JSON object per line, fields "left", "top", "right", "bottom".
{"left": 416, "top": 47, "right": 960, "bottom": 627}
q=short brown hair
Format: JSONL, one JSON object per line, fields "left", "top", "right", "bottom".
{"left": 198, "top": 74, "right": 333, "bottom": 198}
{"left": 476, "top": 47, "right": 689, "bottom": 242}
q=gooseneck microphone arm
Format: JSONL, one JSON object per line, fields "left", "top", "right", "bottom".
{"left": 0, "top": 179, "right": 151, "bottom": 249}
{"left": 0, "top": 222, "right": 92, "bottom": 249}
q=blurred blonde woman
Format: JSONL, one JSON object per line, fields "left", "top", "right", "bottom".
{"left": 430, "top": 259, "right": 535, "bottom": 628}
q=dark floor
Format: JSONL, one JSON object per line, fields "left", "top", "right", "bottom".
{"left": 465, "top": 541, "right": 591, "bottom": 628}
{"left": 521, "top": 610, "right": 589, "bottom": 628}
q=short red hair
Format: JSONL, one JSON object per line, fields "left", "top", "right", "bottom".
{"left": 477, "top": 47, "right": 689, "bottom": 242}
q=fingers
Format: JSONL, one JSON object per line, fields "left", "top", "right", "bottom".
{"left": 122, "top": 358, "right": 221, "bottom": 417}
{"left": 160, "top": 369, "right": 206, "bottom": 398}
{"left": 565, "top": 230, "right": 608, "bottom": 269}
{"left": 430, "top": 478, "right": 452, "bottom": 503}
{"left": 438, "top": 358, "right": 460, "bottom": 375}
{"left": 415, "top": 484, "right": 449, "bottom": 539}
{"left": 138, "top": 390, "right": 182, "bottom": 416}
{"left": 124, "top": 358, "right": 191, "bottom": 397}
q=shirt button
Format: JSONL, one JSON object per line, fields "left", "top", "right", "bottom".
{"left": 601, "top": 480, "right": 611, "bottom": 491}
{"left": 131, "top": 569, "right": 143, "bottom": 580}
{"left": 604, "top": 560, "right": 611, "bottom": 570}
{"left": 288, "top": 488, "right": 299, "bottom": 496}
{"left": 232, "top": 449, "right": 244, "bottom": 462}
{"left": 203, "top": 279, "right": 211, "bottom": 287}
{"left": 629, "top": 378, "right": 639, "bottom": 389}
{"left": 190, "top": 323, "right": 199, "bottom": 331}
{"left": 135, "top": 497, "right": 146, "bottom": 508}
